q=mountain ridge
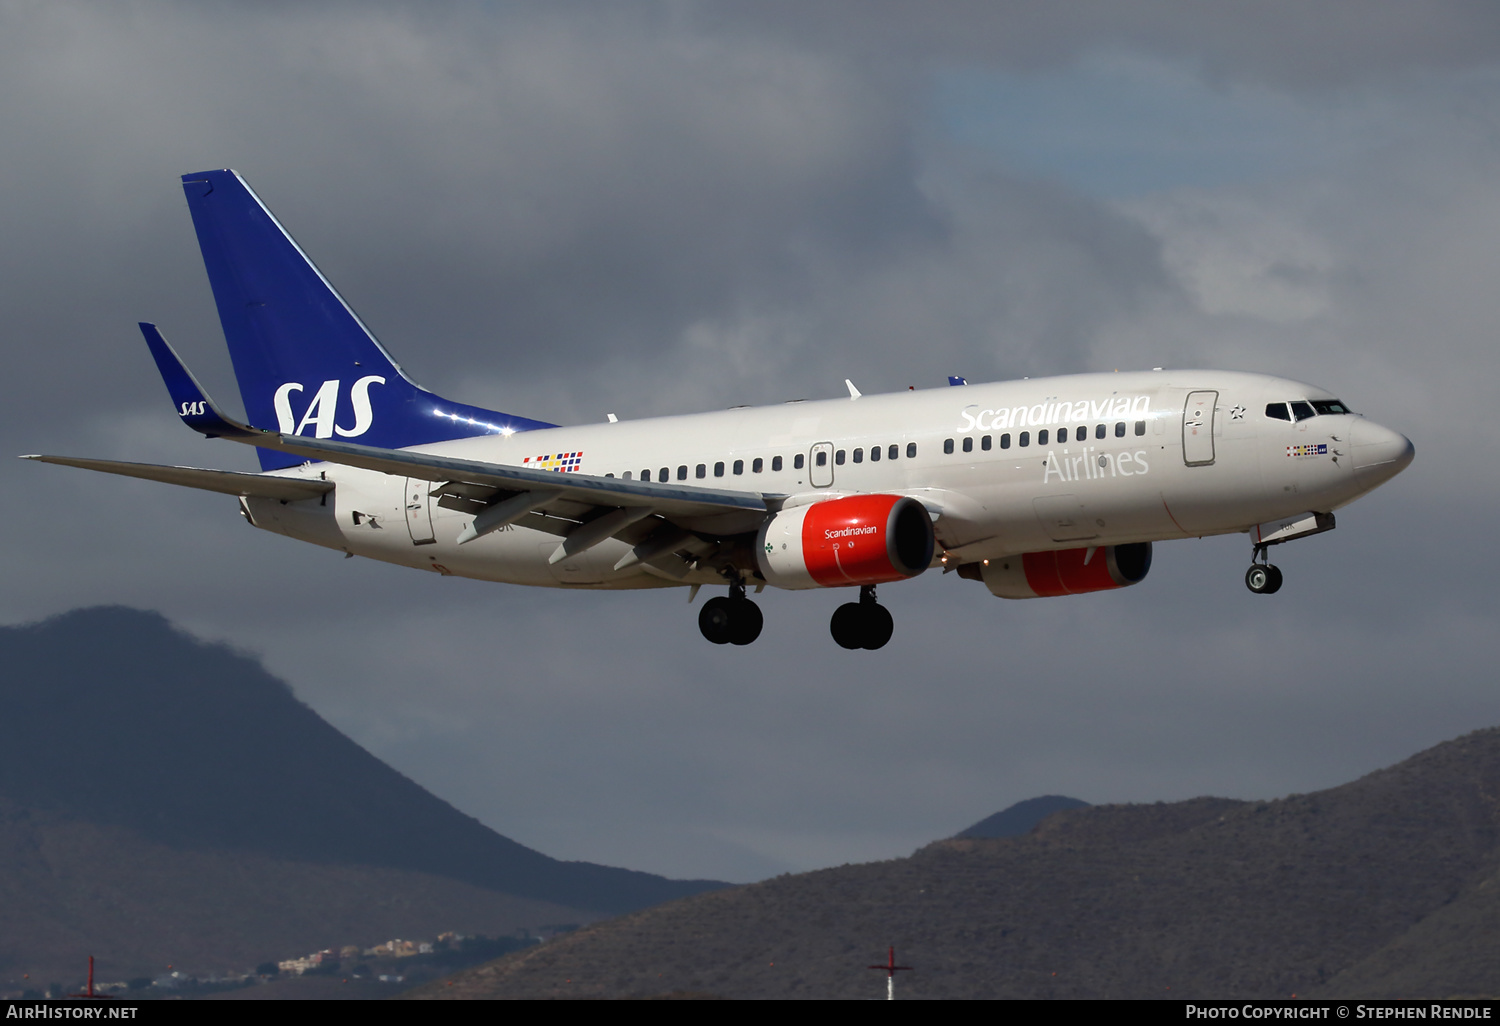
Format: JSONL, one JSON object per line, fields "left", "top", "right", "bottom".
{"left": 0, "top": 606, "right": 722, "bottom": 915}
{"left": 408, "top": 727, "right": 1500, "bottom": 999}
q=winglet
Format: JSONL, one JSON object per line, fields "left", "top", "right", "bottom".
{"left": 138, "top": 323, "right": 268, "bottom": 442}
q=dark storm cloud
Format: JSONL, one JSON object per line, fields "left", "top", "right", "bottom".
{"left": 714, "top": 1, "right": 1500, "bottom": 86}
{"left": 1, "top": 1, "right": 1497, "bottom": 881}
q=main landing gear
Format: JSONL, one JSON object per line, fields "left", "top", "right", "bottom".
{"left": 699, "top": 577, "right": 764, "bottom": 646}
{"left": 830, "top": 586, "right": 894, "bottom": 651}
{"left": 1244, "top": 545, "right": 1283, "bottom": 595}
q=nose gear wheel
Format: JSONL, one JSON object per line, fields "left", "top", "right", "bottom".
{"left": 1245, "top": 543, "right": 1283, "bottom": 595}
{"left": 1245, "top": 563, "right": 1283, "bottom": 595}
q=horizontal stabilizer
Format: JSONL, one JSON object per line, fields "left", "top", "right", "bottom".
{"left": 22, "top": 455, "right": 332, "bottom": 501}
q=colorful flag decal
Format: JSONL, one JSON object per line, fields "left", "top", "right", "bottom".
{"left": 522, "top": 451, "right": 585, "bottom": 472}
{"left": 1286, "top": 444, "right": 1328, "bottom": 457}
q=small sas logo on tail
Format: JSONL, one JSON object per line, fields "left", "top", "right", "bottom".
{"left": 523, "top": 452, "right": 584, "bottom": 473}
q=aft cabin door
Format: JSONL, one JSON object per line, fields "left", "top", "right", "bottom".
{"left": 1183, "top": 391, "right": 1218, "bottom": 466}
{"left": 404, "top": 477, "right": 436, "bottom": 545}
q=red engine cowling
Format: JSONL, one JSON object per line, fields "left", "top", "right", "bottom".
{"left": 970, "top": 542, "right": 1152, "bottom": 599}
{"left": 756, "top": 495, "right": 935, "bottom": 590}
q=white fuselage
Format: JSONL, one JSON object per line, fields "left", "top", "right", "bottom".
{"left": 243, "top": 370, "right": 1412, "bottom": 591}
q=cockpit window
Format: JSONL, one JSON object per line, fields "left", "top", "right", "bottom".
{"left": 1271, "top": 399, "right": 1353, "bottom": 421}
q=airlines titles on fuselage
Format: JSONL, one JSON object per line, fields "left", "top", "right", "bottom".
{"left": 958, "top": 394, "right": 1157, "bottom": 484}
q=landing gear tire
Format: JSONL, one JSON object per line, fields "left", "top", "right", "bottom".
{"left": 830, "top": 603, "right": 866, "bottom": 650}
{"left": 829, "top": 590, "right": 894, "bottom": 650}
{"left": 699, "top": 596, "right": 734, "bottom": 644}
{"left": 699, "top": 596, "right": 763, "bottom": 645}
{"left": 728, "top": 599, "right": 763, "bottom": 646}
{"left": 1245, "top": 564, "right": 1283, "bottom": 595}
{"left": 862, "top": 603, "right": 893, "bottom": 650}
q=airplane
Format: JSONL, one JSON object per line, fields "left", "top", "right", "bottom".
{"left": 24, "top": 169, "right": 1415, "bottom": 650}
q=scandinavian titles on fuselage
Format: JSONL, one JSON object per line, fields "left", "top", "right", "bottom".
{"left": 958, "top": 394, "right": 1152, "bottom": 433}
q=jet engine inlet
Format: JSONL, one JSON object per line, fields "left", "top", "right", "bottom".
{"left": 756, "top": 494, "right": 935, "bottom": 590}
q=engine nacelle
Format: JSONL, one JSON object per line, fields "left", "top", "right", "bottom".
{"left": 756, "top": 494, "right": 935, "bottom": 590}
{"left": 964, "top": 542, "right": 1152, "bottom": 599}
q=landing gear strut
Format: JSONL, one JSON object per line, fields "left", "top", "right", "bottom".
{"left": 698, "top": 576, "right": 764, "bottom": 645}
{"left": 1244, "top": 544, "right": 1283, "bottom": 595}
{"left": 830, "top": 586, "right": 894, "bottom": 650}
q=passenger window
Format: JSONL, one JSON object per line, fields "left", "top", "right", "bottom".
{"left": 773, "top": 455, "right": 784, "bottom": 471}
{"left": 605, "top": 473, "right": 614, "bottom": 478}
{"left": 794, "top": 453, "right": 804, "bottom": 470}
{"left": 943, "top": 438, "right": 954, "bottom": 454}
{"left": 1019, "top": 431, "right": 1030, "bottom": 447}
{"left": 1265, "top": 403, "right": 1290, "bottom": 421}
{"left": 834, "top": 450, "right": 845, "bottom": 466}
{"left": 695, "top": 464, "right": 706, "bottom": 479}
{"left": 889, "top": 444, "right": 899, "bottom": 460}
{"left": 1038, "top": 429, "right": 1049, "bottom": 445}
{"left": 733, "top": 459, "right": 744, "bottom": 475}
{"left": 622, "top": 471, "right": 632, "bottom": 480}
{"left": 1000, "top": 433, "right": 1011, "bottom": 449}
{"left": 981, "top": 435, "right": 991, "bottom": 451}
{"left": 1291, "top": 401, "right": 1316, "bottom": 422}
{"left": 660, "top": 468, "right": 670, "bottom": 482}
{"left": 677, "top": 465, "right": 687, "bottom": 481}
{"left": 1135, "top": 420, "right": 1145, "bottom": 436}
{"left": 1115, "top": 422, "right": 1125, "bottom": 438}
{"left": 713, "top": 462, "right": 724, "bottom": 477}
{"left": 853, "top": 448, "right": 863, "bottom": 463}
{"left": 641, "top": 469, "right": 650, "bottom": 482}
{"left": 1057, "top": 427, "right": 1068, "bottom": 443}
{"left": 1095, "top": 423, "right": 1106, "bottom": 440}
{"left": 906, "top": 442, "right": 917, "bottom": 458}
{"left": 870, "top": 446, "right": 881, "bottom": 462}
{"left": 962, "top": 436, "right": 973, "bottom": 453}
{"left": 815, "top": 451, "right": 827, "bottom": 467}
{"left": 752, "top": 457, "right": 763, "bottom": 473}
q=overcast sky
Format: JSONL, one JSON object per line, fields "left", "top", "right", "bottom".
{"left": 3, "top": 1, "right": 1498, "bottom": 883}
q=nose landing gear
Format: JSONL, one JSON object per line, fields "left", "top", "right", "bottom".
{"left": 698, "top": 576, "right": 764, "bottom": 645}
{"left": 830, "top": 586, "right": 894, "bottom": 650}
{"left": 1245, "top": 544, "right": 1283, "bottom": 595}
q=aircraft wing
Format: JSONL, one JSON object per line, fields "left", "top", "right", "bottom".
{"left": 133, "top": 322, "right": 779, "bottom": 544}
{"left": 263, "top": 433, "right": 769, "bottom": 517}
{"left": 21, "top": 455, "right": 334, "bottom": 501}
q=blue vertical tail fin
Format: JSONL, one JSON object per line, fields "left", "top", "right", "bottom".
{"left": 180, "top": 169, "right": 553, "bottom": 470}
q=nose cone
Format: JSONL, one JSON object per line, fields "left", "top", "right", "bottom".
{"left": 1350, "top": 418, "right": 1414, "bottom": 483}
